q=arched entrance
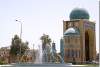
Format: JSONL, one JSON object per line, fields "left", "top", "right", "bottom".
{"left": 85, "top": 31, "right": 90, "bottom": 61}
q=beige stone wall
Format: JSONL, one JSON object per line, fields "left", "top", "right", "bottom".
{"left": 63, "top": 19, "right": 96, "bottom": 63}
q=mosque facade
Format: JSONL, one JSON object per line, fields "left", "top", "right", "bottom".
{"left": 61, "top": 8, "right": 96, "bottom": 63}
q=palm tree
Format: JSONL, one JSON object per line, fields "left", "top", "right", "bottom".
{"left": 40, "top": 34, "right": 51, "bottom": 50}
{"left": 40, "top": 34, "right": 52, "bottom": 62}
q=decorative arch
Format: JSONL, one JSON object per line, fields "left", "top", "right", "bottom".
{"left": 85, "top": 29, "right": 94, "bottom": 61}
{"left": 85, "top": 31, "right": 90, "bottom": 61}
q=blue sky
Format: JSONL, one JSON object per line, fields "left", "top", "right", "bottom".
{"left": 0, "top": 0, "right": 99, "bottom": 53}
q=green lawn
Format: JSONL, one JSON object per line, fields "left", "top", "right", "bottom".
{"left": 81, "top": 64, "right": 99, "bottom": 67}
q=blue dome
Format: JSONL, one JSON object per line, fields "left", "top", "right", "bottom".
{"left": 70, "top": 8, "right": 89, "bottom": 20}
{"left": 64, "top": 27, "right": 80, "bottom": 36}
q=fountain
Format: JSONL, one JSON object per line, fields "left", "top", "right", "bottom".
{"left": 34, "top": 45, "right": 43, "bottom": 64}
{"left": 13, "top": 41, "right": 73, "bottom": 67}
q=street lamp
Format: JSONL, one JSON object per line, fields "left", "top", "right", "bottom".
{"left": 16, "top": 19, "right": 22, "bottom": 63}
{"left": 16, "top": 20, "right": 22, "bottom": 39}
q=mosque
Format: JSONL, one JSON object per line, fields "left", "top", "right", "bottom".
{"left": 60, "top": 8, "right": 96, "bottom": 63}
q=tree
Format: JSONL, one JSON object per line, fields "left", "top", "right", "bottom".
{"left": 40, "top": 34, "right": 52, "bottom": 62}
{"left": 40, "top": 34, "right": 51, "bottom": 50}
{"left": 9, "top": 35, "right": 29, "bottom": 62}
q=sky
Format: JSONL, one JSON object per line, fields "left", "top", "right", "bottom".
{"left": 0, "top": 0, "right": 99, "bottom": 53}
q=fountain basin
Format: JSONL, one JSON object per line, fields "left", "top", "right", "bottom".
{"left": 0, "top": 63, "right": 89, "bottom": 67}
{"left": 14, "top": 63, "right": 73, "bottom": 67}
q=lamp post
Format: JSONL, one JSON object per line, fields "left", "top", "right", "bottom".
{"left": 33, "top": 44, "right": 35, "bottom": 62}
{"left": 16, "top": 19, "right": 22, "bottom": 63}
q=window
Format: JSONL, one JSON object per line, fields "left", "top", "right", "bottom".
{"left": 65, "top": 38, "right": 68, "bottom": 44}
{"left": 72, "top": 50, "right": 74, "bottom": 57}
{"left": 75, "top": 22, "right": 79, "bottom": 27}
{"left": 68, "top": 36, "right": 70, "bottom": 43}
{"left": 68, "top": 22, "right": 73, "bottom": 27}
{"left": 66, "top": 50, "right": 69, "bottom": 57}
{"left": 75, "top": 50, "right": 77, "bottom": 58}
{"left": 78, "top": 50, "right": 80, "bottom": 58}
{"left": 75, "top": 38, "right": 77, "bottom": 43}
{"left": 71, "top": 50, "right": 78, "bottom": 58}
{"left": 66, "top": 49, "right": 80, "bottom": 58}
{"left": 69, "top": 49, "right": 72, "bottom": 57}
{"left": 66, "top": 22, "right": 68, "bottom": 29}
{"left": 75, "top": 50, "right": 80, "bottom": 58}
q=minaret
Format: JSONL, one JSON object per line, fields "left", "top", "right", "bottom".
{"left": 60, "top": 38, "right": 64, "bottom": 63}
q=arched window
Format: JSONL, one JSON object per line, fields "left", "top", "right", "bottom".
{"left": 75, "top": 38, "right": 77, "bottom": 43}
{"left": 75, "top": 50, "right": 77, "bottom": 58}
{"left": 72, "top": 49, "right": 74, "bottom": 58}
{"left": 76, "top": 50, "right": 79, "bottom": 58}
{"left": 68, "top": 22, "right": 72, "bottom": 27}
{"left": 69, "top": 49, "right": 72, "bottom": 58}
{"left": 65, "top": 38, "right": 68, "bottom": 44}
{"left": 66, "top": 22, "right": 68, "bottom": 29}
{"left": 78, "top": 50, "right": 80, "bottom": 58}
{"left": 68, "top": 36, "right": 70, "bottom": 43}
{"left": 67, "top": 49, "right": 69, "bottom": 58}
